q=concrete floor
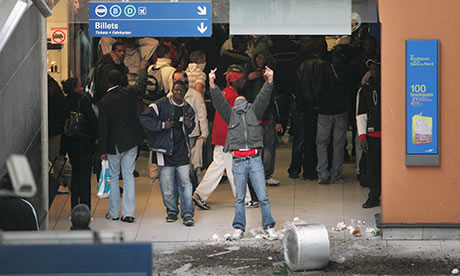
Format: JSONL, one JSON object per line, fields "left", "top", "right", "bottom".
{"left": 49, "top": 140, "right": 381, "bottom": 242}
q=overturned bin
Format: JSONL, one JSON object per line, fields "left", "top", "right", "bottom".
{"left": 282, "top": 223, "right": 330, "bottom": 271}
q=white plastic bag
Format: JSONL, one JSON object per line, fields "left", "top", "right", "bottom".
{"left": 97, "top": 160, "right": 111, "bottom": 198}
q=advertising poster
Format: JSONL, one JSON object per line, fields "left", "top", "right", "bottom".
{"left": 406, "top": 40, "right": 439, "bottom": 158}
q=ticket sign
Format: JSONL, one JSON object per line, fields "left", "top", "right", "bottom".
{"left": 406, "top": 40, "right": 440, "bottom": 166}
{"left": 89, "top": 1, "right": 212, "bottom": 37}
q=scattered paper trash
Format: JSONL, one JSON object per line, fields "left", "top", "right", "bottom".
{"left": 330, "top": 255, "right": 346, "bottom": 264}
{"left": 224, "top": 233, "right": 231, "bottom": 241}
{"left": 346, "top": 226, "right": 354, "bottom": 234}
{"left": 272, "top": 261, "right": 284, "bottom": 267}
{"left": 452, "top": 268, "right": 459, "bottom": 275}
{"left": 173, "top": 263, "right": 192, "bottom": 274}
{"left": 254, "top": 234, "right": 264, "bottom": 240}
{"left": 207, "top": 251, "right": 233, "bottom": 258}
{"left": 268, "top": 256, "right": 273, "bottom": 260}
{"left": 352, "top": 226, "right": 361, "bottom": 237}
{"left": 249, "top": 227, "right": 265, "bottom": 237}
{"left": 225, "top": 246, "right": 240, "bottom": 251}
{"left": 211, "top": 233, "right": 220, "bottom": 242}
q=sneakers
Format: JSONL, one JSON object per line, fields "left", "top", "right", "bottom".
{"left": 232, "top": 228, "right": 244, "bottom": 240}
{"left": 266, "top": 177, "right": 280, "bottom": 186}
{"left": 245, "top": 201, "right": 260, "bottom": 208}
{"left": 183, "top": 216, "right": 194, "bottom": 227}
{"left": 330, "top": 177, "right": 345, "bottom": 184}
{"left": 121, "top": 216, "right": 135, "bottom": 223}
{"left": 166, "top": 213, "right": 178, "bottom": 223}
{"left": 192, "top": 193, "right": 210, "bottom": 210}
{"left": 264, "top": 227, "right": 279, "bottom": 240}
{"left": 105, "top": 213, "right": 119, "bottom": 221}
{"left": 318, "top": 178, "right": 329, "bottom": 185}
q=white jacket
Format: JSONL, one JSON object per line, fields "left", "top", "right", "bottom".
{"left": 154, "top": 58, "right": 176, "bottom": 93}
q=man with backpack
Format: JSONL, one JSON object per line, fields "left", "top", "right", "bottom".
{"left": 145, "top": 45, "right": 177, "bottom": 181}
{"left": 145, "top": 45, "right": 177, "bottom": 102}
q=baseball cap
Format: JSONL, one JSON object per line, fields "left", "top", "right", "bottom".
{"left": 224, "top": 64, "right": 245, "bottom": 75}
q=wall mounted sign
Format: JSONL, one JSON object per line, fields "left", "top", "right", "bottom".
{"left": 89, "top": 1, "right": 212, "bottom": 37}
{"left": 50, "top": 27, "right": 67, "bottom": 44}
{"left": 406, "top": 40, "right": 440, "bottom": 166}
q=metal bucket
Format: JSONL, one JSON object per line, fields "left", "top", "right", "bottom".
{"left": 282, "top": 223, "right": 330, "bottom": 271}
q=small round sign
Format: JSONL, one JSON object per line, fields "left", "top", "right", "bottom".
{"left": 51, "top": 30, "right": 66, "bottom": 44}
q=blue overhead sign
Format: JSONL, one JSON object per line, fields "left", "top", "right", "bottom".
{"left": 406, "top": 40, "right": 440, "bottom": 165}
{"left": 89, "top": 1, "right": 211, "bottom": 37}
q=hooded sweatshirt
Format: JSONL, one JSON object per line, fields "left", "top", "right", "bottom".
{"left": 244, "top": 44, "right": 280, "bottom": 123}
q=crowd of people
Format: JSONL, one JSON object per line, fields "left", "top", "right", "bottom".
{"left": 45, "top": 31, "right": 381, "bottom": 237}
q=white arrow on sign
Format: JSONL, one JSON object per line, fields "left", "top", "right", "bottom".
{"left": 197, "top": 22, "right": 207, "bottom": 34}
{"left": 197, "top": 6, "right": 207, "bottom": 15}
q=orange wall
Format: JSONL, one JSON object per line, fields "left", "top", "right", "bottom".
{"left": 379, "top": 0, "right": 460, "bottom": 223}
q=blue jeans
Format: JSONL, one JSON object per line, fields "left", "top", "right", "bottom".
{"left": 158, "top": 164, "right": 194, "bottom": 219}
{"left": 107, "top": 146, "right": 137, "bottom": 218}
{"left": 316, "top": 112, "right": 348, "bottom": 181}
{"left": 232, "top": 155, "right": 275, "bottom": 231}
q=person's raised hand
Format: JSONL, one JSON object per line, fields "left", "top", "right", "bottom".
{"left": 263, "top": 66, "right": 274, "bottom": 83}
{"left": 209, "top": 68, "right": 217, "bottom": 88}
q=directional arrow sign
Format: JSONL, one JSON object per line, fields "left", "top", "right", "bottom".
{"left": 197, "top": 6, "right": 207, "bottom": 15}
{"left": 197, "top": 22, "right": 208, "bottom": 34}
{"left": 89, "top": 1, "right": 212, "bottom": 37}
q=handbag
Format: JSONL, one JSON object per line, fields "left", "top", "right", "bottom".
{"left": 97, "top": 160, "right": 111, "bottom": 198}
{"left": 64, "top": 96, "right": 86, "bottom": 137}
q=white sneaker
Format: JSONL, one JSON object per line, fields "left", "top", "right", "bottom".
{"left": 264, "top": 228, "right": 279, "bottom": 240}
{"left": 232, "top": 228, "right": 244, "bottom": 240}
{"left": 266, "top": 177, "right": 280, "bottom": 186}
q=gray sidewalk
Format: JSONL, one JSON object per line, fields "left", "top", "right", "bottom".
{"left": 49, "top": 142, "right": 460, "bottom": 275}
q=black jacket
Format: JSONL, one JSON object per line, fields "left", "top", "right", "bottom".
{"left": 140, "top": 96, "right": 195, "bottom": 156}
{"left": 0, "top": 197, "right": 39, "bottom": 231}
{"left": 317, "top": 62, "right": 353, "bottom": 115}
{"left": 95, "top": 53, "right": 129, "bottom": 102}
{"left": 48, "top": 75, "right": 67, "bottom": 136}
{"left": 243, "top": 47, "right": 280, "bottom": 123}
{"left": 296, "top": 56, "right": 326, "bottom": 112}
{"left": 60, "top": 93, "right": 98, "bottom": 155}
{"left": 98, "top": 69, "right": 147, "bottom": 155}
{"left": 356, "top": 77, "right": 381, "bottom": 136}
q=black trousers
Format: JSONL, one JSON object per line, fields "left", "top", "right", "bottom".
{"left": 288, "top": 115, "right": 305, "bottom": 177}
{"left": 367, "top": 137, "right": 381, "bottom": 201}
{"left": 68, "top": 150, "right": 94, "bottom": 210}
{"left": 302, "top": 108, "right": 319, "bottom": 179}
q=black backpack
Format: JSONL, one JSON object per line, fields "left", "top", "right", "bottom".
{"left": 145, "top": 63, "right": 168, "bottom": 102}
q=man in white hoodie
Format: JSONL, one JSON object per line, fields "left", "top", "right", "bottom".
{"left": 185, "top": 51, "right": 207, "bottom": 99}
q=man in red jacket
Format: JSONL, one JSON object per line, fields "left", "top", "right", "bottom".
{"left": 193, "top": 65, "right": 251, "bottom": 209}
